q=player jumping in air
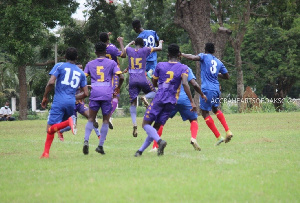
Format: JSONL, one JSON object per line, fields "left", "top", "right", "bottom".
{"left": 99, "top": 32, "right": 125, "bottom": 129}
{"left": 134, "top": 43, "right": 197, "bottom": 157}
{"left": 150, "top": 67, "right": 207, "bottom": 152}
{"left": 83, "top": 42, "right": 124, "bottom": 155}
{"left": 132, "top": 19, "right": 159, "bottom": 107}
{"left": 122, "top": 37, "right": 163, "bottom": 137}
{"left": 182, "top": 43, "right": 233, "bottom": 145}
{"left": 57, "top": 63, "right": 101, "bottom": 142}
{"left": 40, "top": 47, "right": 88, "bottom": 158}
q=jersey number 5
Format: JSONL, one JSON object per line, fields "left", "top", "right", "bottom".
{"left": 97, "top": 66, "right": 105, "bottom": 82}
{"left": 61, "top": 68, "right": 81, "bottom": 88}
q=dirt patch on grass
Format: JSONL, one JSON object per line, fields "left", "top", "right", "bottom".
{"left": 243, "top": 137, "right": 273, "bottom": 144}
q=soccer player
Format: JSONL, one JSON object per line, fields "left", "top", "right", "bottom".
{"left": 40, "top": 47, "right": 88, "bottom": 158}
{"left": 57, "top": 63, "right": 100, "bottom": 142}
{"left": 150, "top": 67, "right": 207, "bottom": 152}
{"left": 99, "top": 32, "right": 125, "bottom": 129}
{"left": 122, "top": 37, "right": 163, "bottom": 137}
{"left": 134, "top": 43, "right": 197, "bottom": 157}
{"left": 83, "top": 42, "right": 124, "bottom": 155}
{"left": 181, "top": 43, "right": 233, "bottom": 145}
{"left": 132, "top": 19, "right": 159, "bottom": 106}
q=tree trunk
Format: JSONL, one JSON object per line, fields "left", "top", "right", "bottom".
{"left": 174, "top": 0, "right": 231, "bottom": 110}
{"left": 234, "top": 47, "right": 244, "bottom": 112}
{"left": 18, "top": 65, "right": 27, "bottom": 120}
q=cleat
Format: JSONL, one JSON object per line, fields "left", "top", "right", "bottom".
{"left": 57, "top": 131, "right": 64, "bottom": 142}
{"left": 157, "top": 140, "right": 167, "bottom": 156}
{"left": 141, "top": 96, "right": 149, "bottom": 108}
{"left": 40, "top": 153, "right": 49, "bottom": 159}
{"left": 134, "top": 150, "right": 143, "bottom": 157}
{"left": 215, "top": 136, "right": 225, "bottom": 146}
{"left": 93, "top": 121, "right": 99, "bottom": 128}
{"left": 225, "top": 130, "right": 233, "bottom": 143}
{"left": 68, "top": 115, "right": 77, "bottom": 135}
{"left": 95, "top": 146, "right": 105, "bottom": 155}
{"left": 83, "top": 140, "right": 89, "bottom": 155}
{"left": 108, "top": 117, "right": 113, "bottom": 130}
{"left": 133, "top": 126, "right": 138, "bottom": 137}
{"left": 190, "top": 138, "right": 201, "bottom": 151}
{"left": 98, "top": 135, "right": 101, "bottom": 140}
{"left": 148, "top": 147, "right": 158, "bottom": 153}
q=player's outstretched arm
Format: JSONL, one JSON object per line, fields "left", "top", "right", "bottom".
{"left": 218, "top": 73, "right": 229, "bottom": 80}
{"left": 41, "top": 75, "right": 56, "bottom": 108}
{"left": 152, "top": 40, "right": 164, "bottom": 52}
{"left": 182, "top": 75, "right": 197, "bottom": 112}
{"left": 189, "top": 79, "right": 207, "bottom": 102}
{"left": 181, "top": 53, "right": 200, "bottom": 61}
{"left": 76, "top": 86, "right": 89, "bottom": 100}
{"left": 117, "top": 37, "right": 126, "bottom": 58}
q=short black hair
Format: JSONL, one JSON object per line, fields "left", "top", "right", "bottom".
{"left": 95, "top": 42, "right": 107, "bottom": 54}
{"left": 205, "top": 43, "right": 215, "bottom": 54}
{"left": 168, "top": 43, "right": 180, "bottom": 57}
{"left": 99, "top": 32, "right": 109, "bottom": 43}
{"left": 65, "top": 47, "right": 78, "bottom": 61}
{"left": 132, "top": 19, "right": 141, "bottom": 29}
{"left": 135, "top": 38, "right": 144, "bottom": 47}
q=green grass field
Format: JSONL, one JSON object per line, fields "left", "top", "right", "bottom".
{"left": 0, "top": 112, "right": 299, "bottom": 202}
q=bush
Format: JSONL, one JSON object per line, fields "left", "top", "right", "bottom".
{"left": 283, "top": 98, "right": 299, "bottom": 112}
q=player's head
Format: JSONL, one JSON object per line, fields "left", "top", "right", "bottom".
{"left": 95, "top": 42, "right": 107, "bottom": 55}
{"left": 132, "top": 19, "right": 142, "bottom": 33}
{"left": 76, "top": 62, "right": 83, "bottom": 70}
{"left": 99, "top": 32, "right": 109, "bottom": 43}
{"left": 205, "top": 43, "right": 215, "bottom": 54}
{"left": 65, "top": 47, "right": 78, "bottom": 61}
{"left": 135, "top": 38, "right": 144, "bottom": 47}
{"left": 168, "top": 43, "right": 181, "bottom": 58}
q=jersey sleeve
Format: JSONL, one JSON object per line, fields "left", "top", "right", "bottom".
{"left": 187, "top": 67, "right": 196, "bottom": 82}
{"left": 144, "top": 47, "right": 152, "bottom": 56}
{"left": 112, "top": 61, "right": 122, "bottom": 75}
{"left": 154, "top": 31, "right": 159, "bottom": 42}
{"left": 112, "top": 45, "right": 122, "bottom": 57}
{"left": 84, "top": 63, "right": 90, "bottom": 77}
{"left": 153, "top": 63, "right": 160, "bottom": 79}
{"left": 219, "top": 63, "right": 228, "bottom": 74}
{"left": 181, "top": 66, "right": 189, "bottom": 78}
{"left": 198, "top": 53, "right": 205, "bottom": 62}
{"left": 49, "top": 63, "right": 63, "bottom": 77}
{"left": 79, "top": 70, "right": 87, "bottom": 88}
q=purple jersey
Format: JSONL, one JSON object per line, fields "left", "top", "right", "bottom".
{"left": 106, "top": 43, "right": 122, "bottom": 65}
{"left": 126, "top": 47, "right": 152, "bottom": 79}
{"left": 153, "top": 62, "right": 189, "bottom": 104}
{"left": 84, "top": 58, "right": 122, "bottom": 101}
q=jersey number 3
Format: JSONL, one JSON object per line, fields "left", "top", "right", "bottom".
{"left": 61, "top": 68, "right": 81, "bottom": 88}
{"left": 210, "top": 60, "right": 217, "bottom": 74}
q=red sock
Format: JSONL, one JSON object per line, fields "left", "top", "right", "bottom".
{"left": 205, "top": 116, "right": 220, "bottom": 138}
{"left": 153, "top": 125, "right": 164, "bottom": 149}
{"left": 47, "top": 120, "right": 69, "bottom": 134}
{"left": 43, "top": 133, "right": 55, "bottom": 154}
{"left": 190, "top": 120, "right": 198, "bottom": 139}
{"left": 215, "top": 110, "right": 229, "bottom": 131}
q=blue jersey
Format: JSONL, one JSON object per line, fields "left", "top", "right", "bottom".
{"left": 50, "top": 62, "right": 87, "bottom": 105}
{"left": 198, "top": 53, "right": 228, "bottom": 91}
{"left": 138, "top": 30, "right": 159, "bottom": 62}
{"left": 177, "top": 67, "right": 196, "bottom": 105}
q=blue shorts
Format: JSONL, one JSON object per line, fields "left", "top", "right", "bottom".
{"left": 146, "top": 61, "right": 157, "bottom": 72}
{"left": 47, "top": 102, "right": 74, "bottom": 125}
{"left": 144, "top": 100, "right": 175, "bottom": 125}
{"left": 89, "top": 100, "right": 112, "bottom": 116}
{"left": 169, "top": 104, "right": 198, "bottom": 121}
{"left": 200, "top": 89, "right": 220, "bottom": 111}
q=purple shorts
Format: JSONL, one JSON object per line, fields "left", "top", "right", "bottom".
{"left": 74, "top": 102, "right": 88, "bottom": 116}
{"left": 89, "top": 100, "right": 112, "bottom": 116}
{"left": 144, "top": 99, "right": 175, "bottom": 125}
{"left": 129, "top": 77, "right": 155, "bottom": 103}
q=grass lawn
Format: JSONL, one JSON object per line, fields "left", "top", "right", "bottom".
{"left": 0, "top": 112, "right": 299, "bottom": 202}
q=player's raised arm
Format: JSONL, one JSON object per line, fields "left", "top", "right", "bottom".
{"left": 181, "top": 53, "right": 200, "bottom": 61}
{"left": 117, "top": 37, "right": 126, "bottom": 58}
{"left": 121, "top": 41, "right": 135, "bottom": 57}
{"left": 152, "top": 40, "right": 164, "bottom": 52}
{"left": 182, "top": 74, "right": 197, "bottom": 112}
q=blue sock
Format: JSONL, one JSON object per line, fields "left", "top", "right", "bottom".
{"left": 130, "top": 105, "right": 137, "bottom": 126}
{"left": 139, "top": 135, "right": 154, "bottom": 152}
{"left": 145, "top": 91, "right": 156, "bottom": 99}
{"left": 84, "top": 121, "right": 93, "bottom": 141}
{"left": 60, "top": 126, "right": 71, "bottom": 133}
{"left": 93, "top": 127, "right": 100, "bottom": 137}
{"left": 143, "top": 124, "right": 160, "bottom": 142}
{"left": 99, "top": 123, "right": 109, "bottom": 146}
